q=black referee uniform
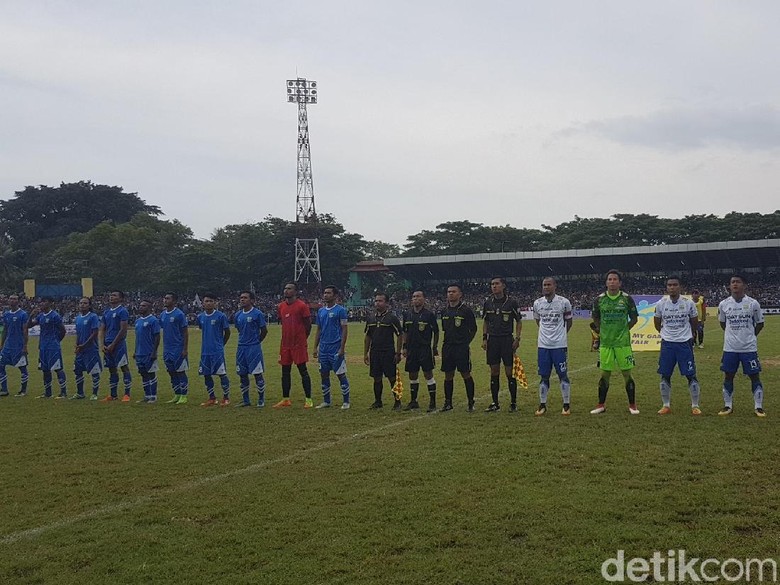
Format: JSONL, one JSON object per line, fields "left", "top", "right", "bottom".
{"left": 364, "top": 310, "right": 403, "bottom": 407}
{"left": 403, "top": 306, "right": 439, "bottom": 410}
{"left": 440, "top": 302, "right": 478, "bottom": 410}
{"left": 483, "top": 294, "right": 522, "bottom": 410}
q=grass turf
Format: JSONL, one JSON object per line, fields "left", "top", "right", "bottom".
{"left": 0, "top": 319, "right": 778, "bottom": 584}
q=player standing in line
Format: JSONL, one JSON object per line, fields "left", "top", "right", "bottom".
{"left": 313, "top": 285, "right": 350, "bottom": 409}
{"left": 440, "top": 284, "right": 478, "bottom": 412}
{"left": 654, "top": 277, "right": 701, "bottom": 415}
{"left": 402, "top": 290, "right": 439, "bottom": 412}
{"left": 234, "top": 291, "right": 268, "bottom": 408}
{"left": 197, "top": 293, "right": 231, "bottom": 406}
{"left": 364, "top": 292, "right": 403, "bottom": 410}
{"left": 590, "top": 270, "right": 640, "bottom": 415}
{"left": 691, "top": 290, "right": 707, "bottom": 348}
{"left": 717, "top": 274, "right": 766, "bottom": 417}
{"left": 0, "top": 294, "right": 29, "bottom": 397}
{"left": 134, "top": 300, "right": 161, "bottom": 403}
{"left": 273, "top": 283, "right": 314, "bottom": 409}
{"left": 533, "top": 277, "right": 573, "bottom": 416}
{"left": 27, "top": 297, "right": 67, "bottom": 399}
{"left": 72, "top": 297, "right": 102, "bottom": 400}
{"left": 160, "top": 293, "right": 189, "bottom": 404}
{"left": 99, "top": 290, "right": 132, "bottom": 402}
{"left": 482, "top": 277, "right": 522, "bottom": 413}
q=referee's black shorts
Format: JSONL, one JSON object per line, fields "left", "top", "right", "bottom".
{"left": 370, "top": 350, "right": 396, "bottom": 379}
{"left": 405, "top": 346, "right": 434, "bottom": 373}
{"left": 441, "top": 343, "right": 471, "bottom": 374}
{"left": 487, "top": 336, "right": 514, "bottom": 366}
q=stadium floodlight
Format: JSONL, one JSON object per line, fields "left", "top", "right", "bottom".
{"left": 286, "top": 78, "right": 318, "bottom": 104}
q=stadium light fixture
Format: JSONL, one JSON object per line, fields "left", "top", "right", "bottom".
{"left": 286, "top": 79, "right": 318, "bottom": 104}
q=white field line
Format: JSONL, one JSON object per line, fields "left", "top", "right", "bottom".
{"left": 1, "top": 363, "right": 596, "bottom": 545}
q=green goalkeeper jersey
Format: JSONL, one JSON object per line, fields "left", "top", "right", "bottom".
{"left": 593, "top": 291, "right": 638, "bottom": 348}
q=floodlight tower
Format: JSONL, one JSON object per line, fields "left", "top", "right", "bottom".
{"left": 286, "top": 77, "right": 321, "bottom": 290}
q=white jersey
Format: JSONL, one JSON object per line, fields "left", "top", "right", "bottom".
{"left": 718, "top": 295, "right": 764, "bottom": 353}
{"left": 654, "top": 296, "right": 697, "bottom": 343}
{"left": 533, "top": 295, "right": 573, "bottom": 349}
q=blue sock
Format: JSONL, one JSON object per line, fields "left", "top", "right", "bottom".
{"left": 151, "top": 376, "right": 157, "bottom": 397}
{"left": 751, "top": 378, "right": 764, "bottom": 409}
{"left": 219, "top": 374, "right": 230, "bottom": 398}
{"left": 57, "top": 371, "right": 67, "bottom": 395}
{"left": 179, "top": 372, "right": 189, "bottom": 396}
{"left": 240, "top": 374, "right": 250, "bottom": 404}
{"left": 43, "top": 371, "right": 53, "bottom": 397}
{"left": 91, "top": 373, "right": 101, "bottom": 396}
{"left": 322, "top": 377, "right": 332, "bottom": 404}
{"left": 123, "top": 372, "right": 132, "bottom": 396}
{"left": 205, "top": 375, "right": 215, "bottom": 399}
{"left": 338, "top": 374, "right": 350, "bottom": 404}
{"left": 255, "top": 374, "right": 265, "bottom": 405}
{"left": 0, "top": 366, "right": 7, "bottom": 392}
{"left": 723, "top": 379, "right": 735, "bottom": 408}
{"left": 20, "top": 366, "right": 29, "bottom": 393}
{"left": 142, "top": 378, "right": 150, "bottom": 398}
{"left": 169, "top": 373, "right": 180, "bottom": 395}
{"left": 75, "top": 373, "right": 85, "bottom": 396}
{"left": 109, "top": 372, "right": 119, "bottom": 398}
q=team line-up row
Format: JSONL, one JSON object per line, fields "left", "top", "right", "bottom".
{"left": 0, "top": 272, "right": 768, "bottom": 417}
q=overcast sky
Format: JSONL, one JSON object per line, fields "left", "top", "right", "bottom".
{"left": 2, "top": 1, "right": 779, "bottom": 246}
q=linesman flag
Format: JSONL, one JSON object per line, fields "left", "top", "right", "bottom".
{"left": 512, "top": 355, "right": 528, "bottom": 389}
{"left": 392, "top": 368, "right": 404, "bottom": 401}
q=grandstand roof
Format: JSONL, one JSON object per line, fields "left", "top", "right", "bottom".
{"left": 383, "top": 239, "right": 780, "bottom": 280}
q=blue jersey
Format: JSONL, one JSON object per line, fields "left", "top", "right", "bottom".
{"left": 102, "top": 306, "right": 129, "bottom": 344}
{"left": 235, "top": 308, "right": 267, "bottom": 346}
{"left": 34, "top": 310, "right": 63, "bottom": 348}
{"left": 2, "top": 309, "right": 29, "bottom": 350}
{"left": 197, "top": 310, "right": 229, "bottom": 355}
{"left": 160, "top": 308, "right": 188, "bottom": 355}
{"left": 134, "top": 315, "right": 161, "bottom": 357}
{"left": 317, "top": 304, "right": 347, "bottom": 352}
{"left": 75, "top": 312, "right": 100, "bottom": 350}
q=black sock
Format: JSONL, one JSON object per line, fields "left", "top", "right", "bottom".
{"left": 297, "top": 364, "right": 312, "bottom": 399}
{"left": 464, "top": 377, "right": 475, "bottom": 404}
{"left": 625, "top": 377, "right": 636, "bottom": 404}
{"left": 490, "top": 375, "right": 499, "bottom": 404}
{"left": 281, "top": 365, "right": 292, "bottom": 398}
{"left": 508, "top": 377, "right": 517, "bottom": 405}
{"left": 373, "top": 379, "right": 383, "bottom": 403}
{"left": 410, "top": 382, "right": 419, "bottom": 402}
{"left": 598, "top": 377, "right": 609, "bottom": 404}
{"left": 444, "top": 379, "right": 454, "bottom": 403}
{"left": 428, "top": 383, "right": 436, "bottom": 406}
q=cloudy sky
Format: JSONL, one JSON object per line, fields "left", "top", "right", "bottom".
{"left": 2, "top": 1, "right": 779, "bottom": 246}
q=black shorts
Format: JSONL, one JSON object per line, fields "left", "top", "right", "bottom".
{"left": 370, "top": 350, "right": 396, "bottom": 379}
{"left": 487, "top": 336, "right": 514, "bottom": 366}
{"left": 441, "top": 344, "right": 471, "bottom": 374}
{"left": 405, "top": 346, "right": 434, "bottom": 373}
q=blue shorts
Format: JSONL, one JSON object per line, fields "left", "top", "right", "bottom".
{"left": 103, "top": 342, "right": 129, "bottom": 369}
{"left": 199, "top": 353, "right": 226, "bottom": 376}
{"left": 537, "top": 347, "right": 568, "bottom": 378}
{"left": 39, "top": 346, "right": 63, "bottom": 371}
{"left": 319, "top": 350, "right": 347, "bottom": 375}
{"left": 721, "top": 351, "right": 761, "bottom": 375}
{"left": 163, "top": 352, "right": 189, "bottom": 373}
{"left": 0, "top": 347, "right": 27, "bottom": 368}
{"left": 236, "top": 345, "right": 264, "bottom": 375}
{"left": 74, "top": 350, "right": 102, "bottom": 375}
{"left": 658, "top": 340, "right": 696, "bottom": 378}
{"left": 135, "top": 354, "right": 159, "bottom": 375}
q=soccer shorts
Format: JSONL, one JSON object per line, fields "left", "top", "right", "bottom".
{"left": 237, "top": 345, "right": 265, "bottom": 375}
{"left": 103, "top": 342, "right": 129, "bottom": 369}
{"left": 199, "top": 353, "right": 227, "bottom": 376}
{"left": 599, "top": 346, "right": 635, "bottom": 372}
{"left": 0, "top": 347, "right": 27, "bottom": 368}
{"left": 720, "top": 351, "right": 761, "bottom": 375}
{"left": 74, "top": 350, "right": 102, "bottom": 375}
{"left": 486, "top": 336, "right": 514, "bottom": 367}
{"left": 38, "top": 346, "right": 63, "bottom": 371}
{"left": 319, "top": 350, "right": 347, "bottom": 375}
{"left": 537, "top": 347, "right": 568, "bottom": 377}
{"left": 405, "top": 346, "right": 434, "bottom": 373}
{"left": 658, "top": 340, "right": 695, "bottom": 378}
{"left": 163, "top": 352, "right": 188, "bottom": 373}
{"left": 441, "top": 343, "right": 471, "bottom": 374}
{"left": 279, "top": 345, "right": 308, "bottom": 366}
{"left": 369, "top": 350, "right": 396, "bottom": 379}
{"left": 134, "top": 354, "right": 159, "bottom": 375}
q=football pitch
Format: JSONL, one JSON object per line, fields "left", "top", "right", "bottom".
{"left": 0, "top": 320, "right": 778, "bottom": 584}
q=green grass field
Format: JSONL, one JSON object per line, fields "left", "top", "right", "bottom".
{"left": 0, "top": 319, "right": 778, "bottom": 584}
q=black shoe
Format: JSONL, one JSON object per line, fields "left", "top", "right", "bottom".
{"left": 467, "top": 401, "right": 475, "bottom": 413}
{"left": 392, "top": 400, "right": 402, "bottom": 411}
{"left": 369, "top": 401, "right": 383, "bottom": 409}
{"left": 404, "top": 401, "right": 420, "bottom": 411}
{"left": 427, "top": 402, "right": 437, "bottom": 412}
{"left": 508, "top": 403, "right": 517, "bottom": 413}
{"left": 485, "top": 403, "right": 500, "bottom": 412}
{"left": 440, "top": 402, "right": 453, "bottom": 412}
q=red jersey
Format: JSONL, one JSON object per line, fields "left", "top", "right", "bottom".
{"left": 278, "top": 299, "right": 311, "bottom": 348}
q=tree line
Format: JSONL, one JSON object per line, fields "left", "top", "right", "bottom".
{"left": 0, "top": 181, "right": 777, "bottom": 293}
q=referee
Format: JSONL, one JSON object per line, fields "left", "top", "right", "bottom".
{"left": 402, "top": 290, "right": 439, "bottom": 411}
{"left": 482, "top": 277, "right": 522, "bottom": 412}
{"left": 364, "top": 292, "right": 403, "bottom": 410}
{"left": 440, "top": 284, "right": 478, "bottom": 412}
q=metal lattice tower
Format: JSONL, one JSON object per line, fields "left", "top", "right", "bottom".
{"left": 286, "top": 77, "right": 321, "bottom": 287}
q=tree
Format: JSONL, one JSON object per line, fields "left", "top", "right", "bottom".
{"left": 361, "top": 240, "right": 401, "bottom": 260}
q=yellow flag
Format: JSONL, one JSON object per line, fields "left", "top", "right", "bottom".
{"left": 392, "top": 368, "right": 404, "bottom": 401}
{"left": 512, "top": 355, "right": 529, "bottom": 389}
